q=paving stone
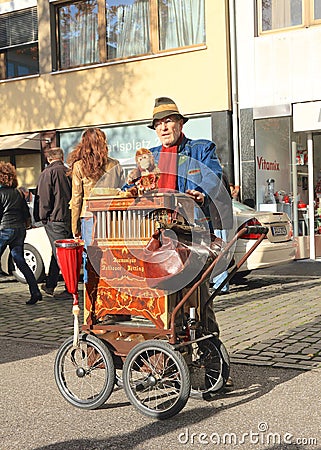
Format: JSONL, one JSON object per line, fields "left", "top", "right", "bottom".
{"left": 259, "top": 351, "right": 286, "bottom": 358}
{"left": 269, "top": 342, "right": 290, "bottom": 349}
{"left": 303, "top": 337, "right": 321, "bottom": 343}
{"left": 285, "top": 354, "right": 315, "bottom": 360}
{"left": 283, "top": 343, "right": 310, "bottom": 352}
{"left": 242, "top": 359, "right": 275, "bottom": 366}
{"left": 271, "top": 357, "right": 301, "bottom": 364}
{"left": 245, "top": 343, "right": 271, "bottom": 352}
{"left": 301, "top": 347, "right": 321, "bottom": 355}
{"left": 272, "top": 362, "right": 306, "bottom": 370}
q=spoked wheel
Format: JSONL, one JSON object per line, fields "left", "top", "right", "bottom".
{"left": 54, "top": 334, "right": 115, "bottom": 410}
{"left": 189, "top": 336, "right": 230, "bottom": 399}
{"left": 123, "top": 340, "right": 191, "bottom": 420}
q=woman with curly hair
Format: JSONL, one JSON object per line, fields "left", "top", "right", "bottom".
{"left": 67, "top": 128, "right": 124, "bottom": 283}
{"left": 0, "top": 161, "right": 42, "bottom": 304}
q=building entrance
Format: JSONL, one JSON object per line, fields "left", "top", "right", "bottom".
{"left": 292, "top": 132, "right": 321, "bottom": 259}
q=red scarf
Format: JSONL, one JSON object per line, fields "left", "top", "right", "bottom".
{"left": 158, "top": 134, "right": 183, "bottom": 191}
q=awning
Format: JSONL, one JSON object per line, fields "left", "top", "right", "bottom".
{"left": 0, "top": 133, "right": 41, "bottom": 152}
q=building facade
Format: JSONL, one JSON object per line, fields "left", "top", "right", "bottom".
{"left": 235, "top": 0, "right": 321, "bottom": 259}
{"left": 3, "top": 0, "right": 321, "bottom": 259}
{"left": 0, "top": 0, "right": 234, "bottom": 187}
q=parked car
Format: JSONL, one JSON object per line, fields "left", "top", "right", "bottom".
{"left": 232, "top": 200, "right": 296, "bottom": 273}
{"left": 0, "top": 225, "right": 52, "bottom": 283}
{"left": 1, "top": 198, "right": 295, "bottom": 284}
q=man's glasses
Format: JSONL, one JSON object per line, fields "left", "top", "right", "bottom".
{"left": 154, "top": 117, "right": 178, "bottom": 129}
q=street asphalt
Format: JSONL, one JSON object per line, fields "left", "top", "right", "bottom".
{"left": 0, "top": 259, "right": 320, "bottom": 449}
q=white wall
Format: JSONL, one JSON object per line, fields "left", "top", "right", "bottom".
{"left": 236, "top": 0, "right": 321, "bottom": 109}
{"left": 235, "top": 0, "right": 256, "bottom": 109}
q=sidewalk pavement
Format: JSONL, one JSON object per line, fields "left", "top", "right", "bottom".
{"left": 0, "top": 259, "right": 320, "bottom": 371}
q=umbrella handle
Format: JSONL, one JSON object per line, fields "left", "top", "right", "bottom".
{"left": 72, "top": 304, "right": 80, "bottom": 347}
{"left": 72, "top": 292, "right": 79, "bottom": 306}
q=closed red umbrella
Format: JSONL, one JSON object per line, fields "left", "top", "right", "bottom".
{"left": 55, "top": 239, "right": 84, "bottom": 346}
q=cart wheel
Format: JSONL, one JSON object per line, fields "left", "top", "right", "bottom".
{"left": 123, "top": 340, "right": 191, "bottom": 420}
{"left": 190, "top": 337, "right": 230, "bottom": 399}
{"left": 54, "top": 334, "right": 115, "bottom": 410}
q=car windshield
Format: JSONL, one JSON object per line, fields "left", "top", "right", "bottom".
{"left": 232, "top": 200, "right": 256, "bottom": 213}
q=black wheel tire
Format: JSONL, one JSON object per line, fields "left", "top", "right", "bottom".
{"left": 54, "top": 334, "right": 115, "bottom": 410}
{"left": 123, "top": 340, "right": 191, "bottom": 420}
{"left": 190, "top": 336, "right": 230, "bottom": 399}
{"left": 11, "top": 244, "right": 45, "bottom": 283}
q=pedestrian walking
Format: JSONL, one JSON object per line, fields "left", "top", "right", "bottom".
{"left": 0, "top": 161, "right": 42, "bottom": 305}
{"left": 34, "top": 147, "right": 72, "bottom": 300}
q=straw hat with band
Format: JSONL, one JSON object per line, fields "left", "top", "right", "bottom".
{"left": 148, "top": 97, "right": 189, "bottom": 129}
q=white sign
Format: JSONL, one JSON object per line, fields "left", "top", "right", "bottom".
{"left": 293, "top": 101, "right": 321, "bottom": 132}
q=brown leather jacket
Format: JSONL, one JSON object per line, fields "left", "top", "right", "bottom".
{"left": 70, "top": 157, "right": 124, "bottom": 235}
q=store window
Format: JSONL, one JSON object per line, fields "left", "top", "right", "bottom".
{"left": 0, "top": 7, "right": 39, "bottom": 80}
{"left": 55, "top": 0, "right": 205, "bottom": 70}
{"left": 258, "top": 0, "right": 321, "bottom": 34}
{"left": 255, "top": 117, "right": 292, "bottom": 208}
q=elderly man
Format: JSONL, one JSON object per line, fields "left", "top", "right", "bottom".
{"left": 148, "top": 97, "right": 233, "bottom": 335}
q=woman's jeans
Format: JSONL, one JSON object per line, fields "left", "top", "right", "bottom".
{"left": 81, "top": 217, "right": 94, "bottom": 283}
{"left": 0, "top": 227, "right": 40, "bottom": 297}
{"left": 211, "top": 229, "right": 229, "bottom": 293}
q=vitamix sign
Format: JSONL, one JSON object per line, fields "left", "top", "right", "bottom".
{"left": 257, "top": 156, "right": 280, "bottom": 171}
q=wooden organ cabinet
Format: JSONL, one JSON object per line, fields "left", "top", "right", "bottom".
{"left": 82, "top": 193, "right": 195, "bottom": 337}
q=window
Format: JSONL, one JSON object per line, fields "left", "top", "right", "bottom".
{"left": 55, "top": 0, "right": 205, "bottom": 70}
{"left": 58, "top": 0, "right": 99, "bottom": 68}
{"left": 0, "top": 7, "right": 39, "bottom": 79}
{"left": 314, "top": 0, "right": 321, "bottom": 19}
{"left": 258, "top": 0, "right": 321, "bottom": 34}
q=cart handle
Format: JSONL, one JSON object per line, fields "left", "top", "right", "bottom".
{"left": 245, "top": 225, "right": 269, "bottom": 235}
{"left": 168, "top": 226, "right": 269, "bottom": 343}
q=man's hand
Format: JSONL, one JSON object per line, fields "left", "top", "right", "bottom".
{"left": 185, "top": 189, "right": 205, "bottom": 204}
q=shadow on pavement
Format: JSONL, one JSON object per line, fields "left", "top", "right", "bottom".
{"left": 208, "top": 363, "right": 302, "bottom": 405}
{"left": 33, "top": 364, "right": 303, "bottom": 450}
{"left": 0, "top": 339, "right": 56, "bottom": 364}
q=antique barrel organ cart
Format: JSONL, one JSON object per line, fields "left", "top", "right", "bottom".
{"left": 54, "top": 190, "right": 267, "bottom": 419}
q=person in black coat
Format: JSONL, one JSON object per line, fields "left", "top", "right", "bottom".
{"left": 0, "top": 161, "right": 42, "bottom": 304}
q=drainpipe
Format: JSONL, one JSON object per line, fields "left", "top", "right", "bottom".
{"left": 228, "top": 0, "right": 240, "bottom": 188}
{"left": 291, "top": 141, "right": 298, "bottom": 236}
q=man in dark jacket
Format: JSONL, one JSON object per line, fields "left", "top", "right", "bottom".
{"left": 35, "top": 147, "right": 72, "bottom": 299}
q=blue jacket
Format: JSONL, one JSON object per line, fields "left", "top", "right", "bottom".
{"left": 150, "top": 135, "right": 233, "bottom": 230}
{"left": 150, "top": 135, "right": 222, "bottom": 198}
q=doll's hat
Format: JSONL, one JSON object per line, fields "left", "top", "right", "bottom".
{"left": 148, "top": 97, "right": 189, "bottom": 129}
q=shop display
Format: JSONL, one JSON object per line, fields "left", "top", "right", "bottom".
{"left": 263, "top": 178, "right": 276, "bottom": 204}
